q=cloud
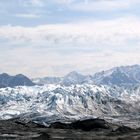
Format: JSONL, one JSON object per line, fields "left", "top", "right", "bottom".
{"left": 15, "top": 13, "right": 41, "bottom": 18}
{"left": 52, "top": 0, "right": 75, "bottom": 4}
{"left": 0, "top": 16, "right": 140, "bottom": 47}
{"left": 0, "top": 16, "right": 140, "bottom": 77}
{"left": 24, "top": 0, "right": 44, "bottom": 7}
{"left": 0, "top": 0, "right": 139, "bottom": 26}
{"left": 0, "top": 0, "right": 140, "bottom": 77}
{"left": 62, "top": 0, "right": 140, "bottom": 12}
{"left": 16, "top": 0, "right": 140, "bottom": 13}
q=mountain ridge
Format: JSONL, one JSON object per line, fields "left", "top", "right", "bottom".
{"left": 0, "top": 73, "right": 35, "bottom": 88}
{"left": 33, "top": 64, "right": 140, "bottom": 86}
{"left": 1, "top": 64, "right": 140, "bottom": 87}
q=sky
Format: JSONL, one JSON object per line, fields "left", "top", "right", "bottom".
{"left": 1, "top": 0, "right": 140, "bottom": 77}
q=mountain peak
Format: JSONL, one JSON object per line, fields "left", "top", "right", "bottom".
{"left": 15, "top": 74, "right": 28, "bottom": 78}
{"left": 62, "top": 71, "right": 86, "bottom": 86}
{"left": 0, "top": 73, "right": 35, "bottom": 88}
{"left": 0, "top": 73, "right": 10, "bottom": 77}
{"left": 93, "top": 64, "right": 140, "bottom": 85}
{"left": 33, "top": 64, "right": 140, "bottom": 86}
{"left": 65, "top": 71, "right": 83, "bottom": 77}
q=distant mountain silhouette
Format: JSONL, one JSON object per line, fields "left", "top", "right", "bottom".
{"left": 0, "top": 73, "right": 35, "bottom": 88}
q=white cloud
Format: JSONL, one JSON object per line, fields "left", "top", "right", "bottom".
{"left": 54, "top": 0, "right": 75, "bottom": 4}
{"left": 0, "top": 16, "right": 140, "bottom": 47}
{"left": 15, "top": 13, "right": 41, "bottom": 18}
{"left": 27, "top": 0, "right": 44, "bottom": 7}
{"left": 68, "top": 0, "right": 140, "bottom": 12}
{"left": 0, "top": 0, "right": 140, "bottom": 77}
{"left": 20, "top": 0, "right": 139, "bottom": 12}
{"left": 0, "top": 16, "right": 140, "bottom": 77}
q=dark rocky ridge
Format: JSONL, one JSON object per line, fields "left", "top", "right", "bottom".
{"left": 0, "top": 118, "right": 140, "bottom": 140}
{"left": 49, "top": 118, "right": 115, "bottom": 131}
{"left": 0, "top": 73, "right": 35, "bottom": 88}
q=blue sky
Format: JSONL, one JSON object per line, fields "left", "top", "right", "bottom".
{"left": 0, "top": 0, "right": 140, "bottom": 77}
{"left": 0, "top": 0, "right": 140, "bottom": 26}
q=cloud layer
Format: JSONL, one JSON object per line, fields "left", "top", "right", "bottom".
{"left": 0, "top": 17, "right": 140, "bottom": 47}
{"left": 0, "top": 0, "right": 140, "bottom": 77}
{"left": 0, "top": 17, "right": 140, "bottom": 77}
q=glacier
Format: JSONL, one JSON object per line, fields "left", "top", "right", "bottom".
{"left": 0, "top": 84, "right": 140, "bottom": 127}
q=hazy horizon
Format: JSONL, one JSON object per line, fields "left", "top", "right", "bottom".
{"left": 0, "top": 64, "right": 139, "bottom": 78}
{"left": 0, "top": 0, "right": 140, "bottom": 77}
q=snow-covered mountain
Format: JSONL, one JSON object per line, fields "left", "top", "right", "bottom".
{"left": 33, "top": 65, "right": 140, "bottom": 86}
{"left": 93, "top": 65, "right": 140, "bottom": 85}
{"left": 61, "top": 71, "right": 88, "bottom": 86}
{"left": 0, "top": 73, "right": 35, "bottom": 88}
{"left": 0, "top": 84, "right": 140, "bottom": 127}
{"left": 33, "top": 71, "right": 91, "bottom": 86}
{"left": 1, "top": 65, "right": 140, "bottom": 126}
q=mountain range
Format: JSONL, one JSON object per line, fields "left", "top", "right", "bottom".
{"left": 1, "top": 64, "right": 140, "bottom": 88}
{"left": 33, "top": 64, "right": 140, "bottom": 86}
{"left": 1, "top": 64, "right": 140, "bottom": 127}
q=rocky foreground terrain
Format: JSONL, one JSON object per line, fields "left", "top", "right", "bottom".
{"left": 0, "top": 118, "right": 140, "bottom": 140}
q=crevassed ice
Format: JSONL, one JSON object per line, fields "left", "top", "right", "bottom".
{"left": 0, "top": 84, "right": 140, "bottom": 126}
